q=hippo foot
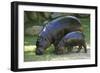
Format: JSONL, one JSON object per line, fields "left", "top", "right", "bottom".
{"left": 84, "top": 51, "right": 87, "bottom": 53}
{"left": 76, "top": 51, "right": 80, "bottom": 53}
{"left": 55, "top": 51, "right": 64, "bottom": 55}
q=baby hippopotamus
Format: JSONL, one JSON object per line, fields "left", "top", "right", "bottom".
{"left": 57, "top": 31, "right": 87, "bottom": 54}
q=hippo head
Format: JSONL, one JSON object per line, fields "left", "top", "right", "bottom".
{"left": 35, "top": 36, "right": 50, "bottom": 55}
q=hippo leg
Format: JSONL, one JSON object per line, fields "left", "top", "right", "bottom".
{"left": 53, "top": 43, "right": 59, "bottom": 54}
{"left": 53, "top": 40, "right": 61, "bottom": 54}
{"left": 76, "top": 45, "right": 82, "bottom": 53}
{"left": 83, "top": 42, "right": 87, "bottom": 53}
{"left": 76, "top": 42, "right": 87, "bottom": 53}
{"left": 56, "top": 47, "right": 65, "bottom": 55}
{"left": 67, "top": 46, "right": 73, "bottom": 53}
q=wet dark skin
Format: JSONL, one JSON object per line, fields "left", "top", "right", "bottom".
{"left": 57, "top": 31, "right": 87, "bottom": 54}
{"left": 35, "top": 16, "right": 83, "bottom": 55}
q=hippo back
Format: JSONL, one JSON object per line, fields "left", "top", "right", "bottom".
{"left": 64, "top": 31, "right": 84, "bottom": 40}
{"left": 40, "top": 16, "right": 82, "bottom": 40}
{"left": 63, "top": 31, "right": 85, "bottom": 46}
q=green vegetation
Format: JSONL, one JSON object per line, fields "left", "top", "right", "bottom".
{"left": 80, "top": 17, "right": 90, "bottom": 44}
{"left": 24, "top": 45, "right": 55, "bottom": 61}
{"left": 24, "top": 35, "right": 37, "bottom": 45}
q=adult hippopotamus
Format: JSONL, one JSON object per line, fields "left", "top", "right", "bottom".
{"left": 35, "top": 16, "right": 83, "bottom": 55}
{"left": 57, "top": 31, "right": 87, "bottom": 54}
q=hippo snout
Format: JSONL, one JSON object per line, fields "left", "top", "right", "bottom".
{"left": 35, "top": 48, "right": 44, "bottom": 55}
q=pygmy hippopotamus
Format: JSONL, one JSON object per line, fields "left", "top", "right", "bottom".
{"left": 57, "top": 31, "right": 87, "bottom": 54}
{"left": 35, "top": 16, "right": 83, "bottom": 55}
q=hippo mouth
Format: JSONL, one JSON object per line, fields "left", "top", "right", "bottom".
{"left": 35, "top": 48, "right": 44, "bottom": 55}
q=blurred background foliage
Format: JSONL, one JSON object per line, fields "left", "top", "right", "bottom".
{"left": 24, "top": 11, "right": 90, "bottom": 28}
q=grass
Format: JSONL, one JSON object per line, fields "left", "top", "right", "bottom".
{"left": 24, "top": 35, "right": 37, "bottom": 45}
{"left": 24, "top": 17, "right": 90, "bottom": 62}
{"left": 80, "top": 17, "right": 90, "bottom": 44}
{"left": 24, "top": 45, "right": 56, "bottom": 61}
{"left": 24, "top": 45, "right": 90, "bottom": 62}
